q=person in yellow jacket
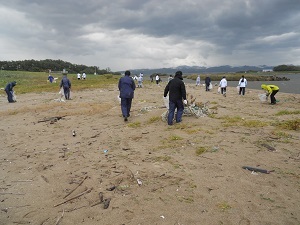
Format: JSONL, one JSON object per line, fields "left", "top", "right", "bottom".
{"left": 261, "top": 84, "right": 279, "bottom": 104}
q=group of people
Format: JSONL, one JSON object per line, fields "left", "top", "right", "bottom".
{"left": 77, "top": 72, "right": 87, "bottom": 80}
{"left": 118, "top": 70, "right": 280, "bottom": 124}
{"left": 3, "top": 71, "right": 280, "bottom": 124}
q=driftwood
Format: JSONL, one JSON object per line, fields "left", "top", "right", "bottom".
{"left": 63, "top": 176, "right": 88, "bottom": 199}
{"left": 38, "top": 116, "right": 65, "bottom": 123}
{"left": 54, "top": 188, "right": 92, "bottom": 207}
{"left": 242, "top": 166, "right": 273, "bottom": 174}
{"left": 90, "top": 192, "right": 104, "bottom": 207}
{"left": 55, "top": 209, "right": 64, "bottom": 225}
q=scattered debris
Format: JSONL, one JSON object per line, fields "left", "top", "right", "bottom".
{"left": 38, "top": 116, "right": 66, "bottom": 124}
{"left": 261, "top": 143, "right": 276, "bottom": 152}
{"left": 106, "top": 186, "right": 116, "bottom": 191}
{"left": 54, "top": 188, "right": 93, "bottom": 207}
{"left": 242, "top": 166, "right": 273, "bottom": 174}
{"left": 103, "top": 198, "right": 111, "bottom": 209}
{"left": 64, "top": 176, "right": 88, "bottom": 199}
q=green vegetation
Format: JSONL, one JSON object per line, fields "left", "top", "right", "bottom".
{"left": 0, "top": 59, "right": 120, "bottom": 74}
{"left": 273, "top": 64, "right": 300, "bottom": 72}
{"left": 147, "top": 116, "right": 161, "bottom": 124}
{"left": 195, "top": 147, "right": 207, "bottom": 156}
{"left": 0, "top": 70, "right": 120, "bottom": 94}
{"left": 219, "top": 116, "right": 268, "bottom": 128}
{"left": 186, "top": 72, "right": 290, "bottom": 81}
{"left": 170, "top": 135, "right": 183, "bottom": 141}
{"left": 276, "top": 119, "right": 300, "bottom": 131}
{"left": 127, "top": 122, "right": 141, "bottom": 128}
{"left": 275, "top": 110, "right": 300, "bottom": 116}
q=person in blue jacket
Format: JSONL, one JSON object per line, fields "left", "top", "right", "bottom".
{"left": 118, "top": 70, "right": 136, "bottom": 121}
{"left": 5, "top": 81, "right": 17, "bottom": 103}
{"left": 59, "top": 75, "right": 71, "bottom": 100}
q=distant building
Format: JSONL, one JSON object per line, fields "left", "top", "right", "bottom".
{"left": 262, "top": 69, "right": 273, "bottom": 72}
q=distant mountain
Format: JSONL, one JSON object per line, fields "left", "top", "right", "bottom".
{"left": 126, "top": 65, "right": 274, "bottom": 75}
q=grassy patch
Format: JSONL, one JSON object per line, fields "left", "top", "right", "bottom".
{"left": 276, "top": 119, "right": 300, "bottom": 131}
{"left": 195, "top": 147, "right": 207, "bottom": 156}
{"left": 275, "top": 110, "right": 300, "bottom": 116}
{"left": 170, "top": 135, "right": 183, "bottom": 141}
{"left": 0, "top": 70, "right": 119, "bottom": 94}
{"left": 147, "top": 116, "right": 161, "bottom": 124}
{"left": 271, "top": 131, "right": 293, "bottom": 139}
{"left": 217, "top": 202, "right": 232, "bottom": 211}
{"left": 219, "top": 116, "right": 268, "bottom": 128}
{"left": 127, "top": 122, "right": 141, "bottom": 128}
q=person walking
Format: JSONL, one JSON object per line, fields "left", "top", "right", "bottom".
{"left": 155, "top": 74, "right": 160, "bottom": 85}
{"left": 5, "top": 81, "right": 17, "bottom": 103}
{"left": 137, "top": 75, "right": 143, "bottom": 88}
{"left": 82, "top": 72, "right": 86, "bottom": 80}
{"left": 261, "top": 84, "right": 279, "bottom": 105}
{"left": 60, "top": 74, "right": 71, "bottom": 100}
{"left": 205, "top": 76, "right": 211, "bottom": 91}
{"left": 163, "top": 71, "right": 187, "bottom": 125}
{"left": 238, "top": 75, "right": 247, "bottom": 95}
{"left": 118, "top": 70, "right": 136, "bottom": 121}
{"left": 77, "top": 73, "right": 81, "bottom": 80}
{"left": 196, "top": 75, "right": 201, "bottom": 86}
{"left": 219, "top": 76, "right": 227, "bottom": 96}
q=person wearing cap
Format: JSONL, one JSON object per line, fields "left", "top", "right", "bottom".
{"left": 118, "top": 70, "right": 136, "bottom": 121}
{"left": 261, "top": 84, "right": 279, "bottom": 104}
{"left": 163, "top": 71, "right": 187, "bottom": 125}
{"left": 5, "top": 81, "right": 17, "bottom": 103}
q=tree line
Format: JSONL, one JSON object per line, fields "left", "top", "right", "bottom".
{"left": 273, "top": 65, "right": 300, "bottom": 71}
{"left": 0, "top": 59, "right": 121, "bottom": 75}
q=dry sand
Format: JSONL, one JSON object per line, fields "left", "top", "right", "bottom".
{"left": 0, "top": 82, "right": 299, "bottom": 225}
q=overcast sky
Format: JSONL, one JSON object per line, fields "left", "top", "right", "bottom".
{"left": 0, "top": 0, "right": 299, "bottom": 71}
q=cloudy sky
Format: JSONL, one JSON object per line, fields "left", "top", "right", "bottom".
{"left": 0, "top": 0, "right": 299, "bottom": 71}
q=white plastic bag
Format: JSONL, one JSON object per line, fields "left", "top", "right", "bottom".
{"left": 217, "top": 86, "right": 221, "bottom": 94}
{"left": 258, "top": 94, "right": 267, "bottom": 102}
{"left": 163, "top": 96, "right": 169, "bottom": 109}
{"left": 208, "top": 83, "right": 212, "bottom": 90}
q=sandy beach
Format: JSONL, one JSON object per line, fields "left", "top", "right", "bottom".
{"left": 0, "top": 82, "right": 299, "bottom": 225}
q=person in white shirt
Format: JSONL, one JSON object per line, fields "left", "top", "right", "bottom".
{"left": 155, "top": 74, "right": 160, "bottom": 85}
{"left": 238, "top": 75, "right": 247, "bottom": 95}
{"left": 82, "top": 72, "right": 86, "bottom": 80}
{"left": 219, "top": 76, "right": 227, "bottom": 96}
{"left": 77, "top": 73, "right": 81, "bottom": 80}
{"left": 196, "top": 75, "right": 200, "bottom": 86}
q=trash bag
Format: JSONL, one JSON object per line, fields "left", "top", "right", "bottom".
{"left": 258, "top": 94, "right": 267, "bottom": 102}
{"left": 208, "top": 83, "right": 213, "bottom": 90}
{"left": 217, "top": 87, "right": 221, "bottom": 94}
{"left": 163, "top": 96, "right": 169, "bottom": 109}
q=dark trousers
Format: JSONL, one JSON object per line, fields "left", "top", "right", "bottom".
{"left": 168, "top": 100, "right": 184, "bottom": 125}
{"left": 205, "top": 83, "right": 209, "bottom": 91}
{"left": 239, "top": 87, "right": 245, "bottom": 95}
{"left": 6, "top": 90, "right": 14, "bottom": 102}
{"left": 270, "top": 90, "right": 278, "bottom": 104}
{"left": 121, "top": 98, "right": 132, "bottom": 117}
{"left": 63, "top": 87, "right": 70, "bottom": 100}
{"left": 221, "top": 87, "right": 226, "bottom": 94}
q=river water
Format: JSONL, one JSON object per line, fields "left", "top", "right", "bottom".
{"left": 184, "top": 73, "right": 300, "bottom": 94}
